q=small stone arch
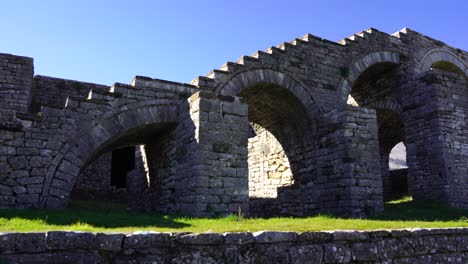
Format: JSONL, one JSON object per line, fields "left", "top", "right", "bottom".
{"left": 418, "top": 48, "right": 467, "bottom": 75}
{"left": 339, "top": 51, "right": 400, "bottom": 104}
{"left": 216, "top": 68, "right": 323, "bottom": 118}
{"left": 39, "top": 101, "right": 179, "bottom": 208}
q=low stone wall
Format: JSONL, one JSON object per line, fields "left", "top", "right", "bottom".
{"left": 0, "top": 228, "right": 467, "bottom": 263}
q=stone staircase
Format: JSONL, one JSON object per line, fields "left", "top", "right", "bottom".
{"left": 338, "top": 27, "right": 409, "bottom": 46}
{"left": 49, "top": 28, "right": 415, "bottom": 115}
{"left": 190, "top": 28, "right": 411, "bottom": 91}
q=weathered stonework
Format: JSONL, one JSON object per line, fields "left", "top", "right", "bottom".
{"left": 0, "top": 229, "right": 467, "bottom": 263}
{"left": 0, "top": 27, "right": 467, "bottom": 217}
{"left": 248, "top": 125, "right": 294, "bottom": 199}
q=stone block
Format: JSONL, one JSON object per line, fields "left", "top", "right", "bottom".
{"left": 13, "top": 186, "right": 27, "bottom": 194}
{"left": 94, "top": 233, "right": 124, "bottom": 251}
{"left": 221, "top": 102, "right": 248, "bottom": 117}
{"left": 351, "top": 242, "right": 379, "bottom": 261}
{"left": 46, "top": 231, "right": 94, "bottom": 250}
{"left": 124, "top": 232, "right": 171, "bottom": 249}
{"left": 289, "top": 245, "right": 324, "bottom": 264}
{"left": 0, "top": 185, "right": 13, "bottom": 195}
{"left": 8, "top": 156, "right": 28, "bottom": 170}
{"left": 298, "top": 232, "right": 333, "bottom": 243}
{"left": 253, "top": 231, "right": 298, "bottom": 243}
{"left": 176, "top": 233, "right": 224, "bottom": 245}
{"left": 324, "top": 243, "right": 351, "bottom": 263}
{"left": 0, "top": 252, "right": 104, "bottom": 264}
{"left": 0, "top": 233, "right": 46, "bottom": 254}
{"left": 223, "top": 232, "right": 255, "bottom": 244}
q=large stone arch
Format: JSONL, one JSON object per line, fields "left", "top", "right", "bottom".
{"left": 39, "top": 101, "right": 179, "bottom": 208}
{"left": 216, "top": 68, "right": 323, "bottom": 118}
{"left": 214, "top": 68, "right": 324, "bottom": 216}
{"left": 418, "top": 48, "right": 467, "bottom": 75}
{"left": 340, "top": 51, "right": 407, "bottom": 200}
{"left": 339, "top": 51, "right": 400, "bottom": 105}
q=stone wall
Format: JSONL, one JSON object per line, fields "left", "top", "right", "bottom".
{"left": 248, "top": 124, "right": 294, "bottom": 199}
{"left": 32, "top": 75, "right": 109, "bottom": 110}
{"left": 315, "top": 106, "right": 383, "bottom": 217}
{"left": 71, "top": 152, "right": 120, "bottom": 202}
{"left": 144, "top": 128, "right": 177, "bottom": 213}
{"left": 0, "top": 229, "right": 467, "bottom": 263}
{"left": 0, "top": 27, "right": 467, "bottom": 217}
{"left": 187, "top": 92, "right": 250, "bottom": 216}
{"left": 428, "top": 70, "right": 467, "bottom": 208}
{"left": 0, "top": 53, "right": 33, "bottom": 113}
{"left": 401, "top": 70, "right": 468, "bottom": 208}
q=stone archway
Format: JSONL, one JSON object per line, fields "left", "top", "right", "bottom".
{"left": 39, "top": 102, "right": 179, "bottom": 209}
{"left": 339, "top": 51, "right": 400, "bottom": 105}
{"left": 216, "top": 68, "right": 323, "bottom": 119}
{"left": 343, "top": 51, "right": 410, "bottom": 200}
{"left": 216, "top": 69, "right": 322, "bottom": 216}
{"left": 418, "top": 48, "right": 467, "bottom": 75}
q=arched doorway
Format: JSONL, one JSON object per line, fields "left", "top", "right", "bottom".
{"left": 418, "top": 48, "right": 467, "bottom": 76}
{"left": 217, "top": 69, "right": 320, "bottom": 216}
{"left": 348, "top": 59, "right": 411, "bottom": 201}
{"left": 71, "top": 122, "right": 176, "bottom": 212}
{"left": 40, "top": 103, "right": 180, "bottom": 212}
{"left": 388, "top": 142, "right": 409, "bottom": 198}
{"left": 241, "top": 83, "right": 316, "bottom": 216}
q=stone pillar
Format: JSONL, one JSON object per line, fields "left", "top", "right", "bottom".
{"left": 380, "top": 153, "right": 392, "bottom": 200}
{"left": 186, "top": 92, "right": 250, "bottom": 217}
{"left": 316, "top": 106, "right": 383, "bottom": 217}
{"left": 126, "top": 146, "right": 150, "bottom": 212}
{"left": 401, "top": 70, "right": 468, "bottom": 208}
{"left": 0, "top": 53, "right": 33, "bottom": 113}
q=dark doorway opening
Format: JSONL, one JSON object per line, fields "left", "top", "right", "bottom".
{"left": 110, "top": 146, "right": 136, "bottom": 188}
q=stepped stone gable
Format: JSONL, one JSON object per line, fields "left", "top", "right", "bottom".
{"left": 0, "top": 27, "right": 467, "bottom": 217}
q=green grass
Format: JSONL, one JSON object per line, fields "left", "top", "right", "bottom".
{"left": 0, "top": 196, "right": 467, "bottom": 233}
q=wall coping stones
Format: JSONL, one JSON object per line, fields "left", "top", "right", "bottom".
{"left": 176, "top": 232, "right": 224, "bottom": 245}
{"left": 123, "top": 231, "right": 171, "bottom": 249}
{"left": 93, "top": 233, "right": 124, "bottom": 251}
{"left": 253, "top": 231, "right": 298, "bottom": 243}
{"left": 45, "top": 231, "right": 94, "bottom": 250}
{"left": 1, "top": 228, "right": 464, "bottom": 249}
{"left": 332, "top": 230, "right": 369, "bottom": 241}
{"left": 223, "top": 232, "right": 255, "bottom": 244}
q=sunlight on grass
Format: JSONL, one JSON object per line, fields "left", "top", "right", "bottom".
{"left": 386, "top": 195, "right": 413, "bottom": 204}
{"left": 0, "top": 198, "right": 466, "bottom": 233}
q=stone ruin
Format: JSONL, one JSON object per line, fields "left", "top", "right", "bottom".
{"left": 0, "top": 27, "right": 466, "bottom": 218}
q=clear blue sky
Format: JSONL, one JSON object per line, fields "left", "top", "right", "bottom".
{"left": 1, "top": 0, "right": 467, "bottom": 85}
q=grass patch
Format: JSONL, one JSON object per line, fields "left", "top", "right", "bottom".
{"left": 0, "top": 196, "right": 467, "bottom": 233}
